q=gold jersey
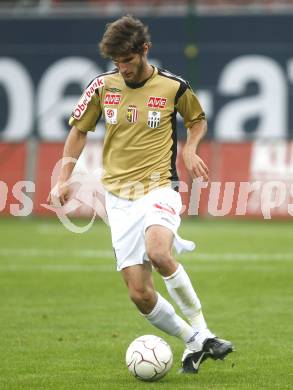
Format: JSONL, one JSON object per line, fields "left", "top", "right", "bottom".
{"left": 69, "top": 66, "right": 205, "bottom": 199}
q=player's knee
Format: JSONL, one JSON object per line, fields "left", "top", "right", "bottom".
{"left": 147, "top": 248, "right": 173, "bottom": 273}
{"left": 128, "top": 285, "right": 155, "bottom": 309}
{"left": 147, "top": 247, "right": 168, "bottom": 264}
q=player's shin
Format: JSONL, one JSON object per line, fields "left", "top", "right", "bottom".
{"left": 142, "top": 292, "right": 202, "bottom": 352}
{"left": 163, "top": 264, "right": 214, "bottom": 342}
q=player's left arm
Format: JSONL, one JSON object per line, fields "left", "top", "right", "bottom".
{"left": 176, "top": 85, "right": 209, "bottom": 180}
{"left": 182, "top": 120, "right": 209, "bottom": 180}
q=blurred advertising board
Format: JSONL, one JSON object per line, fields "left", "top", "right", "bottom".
{"left": 1, "top": 141, "right": 293, "bottom": 220}
{"left": 0, "top": 15, "right": 293, "bottom": 141}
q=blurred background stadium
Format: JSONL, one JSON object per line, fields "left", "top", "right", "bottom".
{"left": 1, "top": 0, "right": 293, "bottom": 218}
{"left": 1, "top": 2, "right": 293, "bottom": 389}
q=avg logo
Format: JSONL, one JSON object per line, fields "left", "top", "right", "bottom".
{"left": 147, "top": 96, "right": 167, "bottom": 109}
{"left": 104, "top": 93, "right": 121, "bottom": 105}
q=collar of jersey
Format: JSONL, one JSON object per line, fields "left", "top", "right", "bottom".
{"left": 124, "top": 66, "right": 157, "bottom": 89}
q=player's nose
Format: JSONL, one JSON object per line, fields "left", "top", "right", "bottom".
{"left": 119, "top": 63, "right": 129, "bottom": 73}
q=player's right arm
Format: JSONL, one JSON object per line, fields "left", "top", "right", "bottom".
{"left": 48, "top": 75, "right": 104, "bottom": 206}
{"left": 48, "top": 126, "right": 87, "bottom": 206}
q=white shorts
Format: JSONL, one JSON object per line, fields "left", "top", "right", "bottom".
{"left": 105, "top": 187, "right": 195, "bottom": 271}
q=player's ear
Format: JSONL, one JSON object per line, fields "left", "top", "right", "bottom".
{"left": 142, "top": 42, "right": 151, "bottom": 55}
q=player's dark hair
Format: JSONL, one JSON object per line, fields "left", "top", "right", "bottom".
{"left": 99, "top": 15, "right": 151, "bottom": 59}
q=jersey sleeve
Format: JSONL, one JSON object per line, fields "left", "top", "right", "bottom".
{"left": 69, "top": 76, "right": 104, "bottom": 132}
{"left": 176, "top": 86, "right": 206, "bottom": 129}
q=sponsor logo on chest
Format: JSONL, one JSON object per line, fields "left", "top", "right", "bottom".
{"left": 105, "top": 108, "right": 118, "bottom": 124}
{"left": 126, "top": 105, "right": 138, "bottom": 123}
{"left": 104, "top": 93, "right": 121, "bottom": 105}
{"left": 148, "top": 111, "right": 161, "bottom": 128}
{"left": 147, "top": 96, "right": 167, "bottom": 109}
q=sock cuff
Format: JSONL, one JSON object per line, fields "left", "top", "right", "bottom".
{"left": 163, "top": 263, "right": 183, "bottom": 281}
{"left": 143, "top": 292, "right": 162, "bottom": 320}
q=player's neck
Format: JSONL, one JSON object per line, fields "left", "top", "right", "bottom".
{"left": 125, "top": 64, "right": 154, "bottom": 88}
{"left": 141, "top": 63, "right": 154, "bottom": 82}
{"left": 137, "top": 62, "right": 154, "bottom": 84}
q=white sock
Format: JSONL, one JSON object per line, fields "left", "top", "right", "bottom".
{"left": 143, "top": 292, "right": 202, "bottom": 351}
{"left": 163, "top": 264, "right": 214, "bottom": 342}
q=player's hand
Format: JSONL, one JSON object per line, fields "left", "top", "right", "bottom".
{"left": 47, "top": 180, "right": 71, "bottom": 207}
{"left": 183, "top": 147, "right": 209, "bottom": 181}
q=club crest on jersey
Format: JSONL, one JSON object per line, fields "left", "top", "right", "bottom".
{"left": 126, "top": 105, "right": 138, "bottom": 123}
{"left": 104, "top": 93, "right": 121, "bottom": 105}
{"left": 105, "top": 108, "right": 117, "bottom": 124}
{"left": 148, "top": 111, "right": 161, "bottom": 128}
{"left": 147, "top": 96, "right": 167, "bottom": 109}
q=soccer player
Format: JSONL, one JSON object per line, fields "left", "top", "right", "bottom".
{"left": 49, "top": 15, "right": 234, "bottom": 373}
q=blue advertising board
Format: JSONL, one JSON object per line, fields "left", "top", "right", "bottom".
{"left": 0, "top": 14, "right": 292, "bottom": 140}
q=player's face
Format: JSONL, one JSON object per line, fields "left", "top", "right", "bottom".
{"left": 113, "top": 53, "right": 145, "bottom": 83}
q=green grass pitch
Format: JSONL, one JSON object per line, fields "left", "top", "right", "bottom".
{"left": 0, "top": 217, "right": 292, "bottom": 389}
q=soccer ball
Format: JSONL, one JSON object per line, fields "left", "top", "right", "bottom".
{"left": 125, "top": 335, "right": 173, "bottom": 382}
